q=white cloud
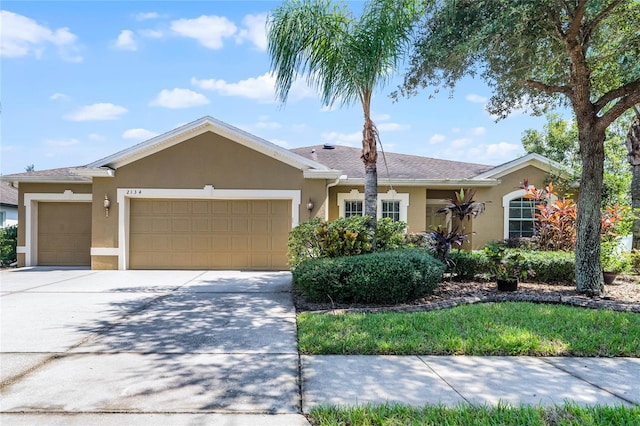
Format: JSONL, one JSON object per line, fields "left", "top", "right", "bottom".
{"left": 192, "top": 72, "right": 315, "bottom": 103}
{"left": 377, "top": 122, "right": 410, "bottom": 131}
{"left": 0, "top": 10, "right": 82, "bottom": 62}
{"left": 465, "top": 93, "right": 488, "bottom": 104}
{"left": 471, "top": 126, "right": 486, "bottom": 136}
{"left": 149, "top": 88, "right": 209, "bottom": 109}
{"left": 139, "top": 29, "right": 163, "bottom": 39}
{"left": 451, "top": 138, "right": 472, "bottom": 149}
{"left": 44, "top": 138, "right": 79, "bottom": 147}
{"left": 255, "top": 121, "right": 282, "bottom": 129}
{"left": 466, "top": 142, "right": 523, "bottom": 164}
{"left": 321, "top": 105, "right": 337, "bottom": 112}
{"left": 373, "top": 113, "right": 391, "bottom": 121}
{"left": 135, "top": 12, "right": 160, "bottom": 21}
{"left": 114, "top": 30, "right": 137, "bottom": 51}
{"left": 429, "top": 134, "right": 445, "bottom": 144}
{"left": 88, "top": 133, "right": 106, "bottom": 141}
{"left": 321, "top": 131, "right": 361, "bottom": 147}
{"left": 171, "top": 15, "right": 237, "bottom": 49}
{"left": 122, "top": 128, "right": 158, "bottom": 140}
{"left": 237, "top": 13, "right": 267, "bottom": 51}
{"left": 50, "top": 92, "right": 70, "bottom": 101}
{"left": 64, "top": 103, "right": 127, "bottom": 121}
{"left": 451, "top": 127, "right": 461, "bottom": 133}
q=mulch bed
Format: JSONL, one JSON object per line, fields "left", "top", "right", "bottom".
{"left": 294, "top": 275, "right": 640, "bottom": 314}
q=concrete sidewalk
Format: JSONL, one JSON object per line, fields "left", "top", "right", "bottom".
{"left": 1, "top": 268, "right": 638, "bottom": 425}
{"left": 302, "top": 355, "right": 640, "bottom": 410}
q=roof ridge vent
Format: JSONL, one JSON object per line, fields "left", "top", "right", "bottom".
{"left": 323, "top": 144, "right": 335, "bottom": 150}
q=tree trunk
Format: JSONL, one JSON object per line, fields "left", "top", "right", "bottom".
{"left": 575, "top": 121, "right": 606, "bottom": 295}
{"left": 626, "top": 108, "right": 640, "bottom": 250}
{"left": 362, "top": 116, "right": 378, "bottom": 247}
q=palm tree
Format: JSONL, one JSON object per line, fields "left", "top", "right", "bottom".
{"left": 267, "top": 0, "right": 421, "bottom": 241}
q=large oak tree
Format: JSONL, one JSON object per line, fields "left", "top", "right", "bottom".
{"left": 399, "top": 0, "right": 640, "bottom": 295}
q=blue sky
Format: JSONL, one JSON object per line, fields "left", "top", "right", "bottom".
{"left": 1, "top": 1, "right": 552, "bottom": 175}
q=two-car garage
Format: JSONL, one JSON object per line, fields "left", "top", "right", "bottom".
{"left": 128, "top": 198, "right": 291, "bottom": 270}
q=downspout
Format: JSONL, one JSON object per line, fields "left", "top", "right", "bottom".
{"left": 325, "top": 176, "right": 344, "bottom": 220}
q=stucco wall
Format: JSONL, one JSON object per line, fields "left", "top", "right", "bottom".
{"left": 472, "top": 166, "right": 548, "bottom": 249}
{"left": 328, "top": 185, "right": 426, "bottom": 233}
{"left": 91, "top": 131, "right": 326, "bottom": 250}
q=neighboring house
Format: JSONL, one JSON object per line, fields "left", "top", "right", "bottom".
{"left": 0, "top": 182, "right": 18, "bottom": 228}
{"left": 1, "top": 116, "right": 561, "bottom": 271}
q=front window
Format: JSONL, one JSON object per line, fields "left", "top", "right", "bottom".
{"left": 344, "top": 200, "right": 363, "bottom": 217}
{"left": 381, "top": 200, "right": 400, "bottom": 221}
{"left": 508, "top": 197, "right": 536, "bottom": 238}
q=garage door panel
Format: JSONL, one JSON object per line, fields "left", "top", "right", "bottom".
{"left": 172, "top": 218, "right": 190, "bottom": 232}
{"left": 129, "top": 199, "right": 290, "bottom": 270}
{"left": 37, "top": 202, "right": 91, "bottom": 266}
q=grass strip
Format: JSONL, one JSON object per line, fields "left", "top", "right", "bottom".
{"left": 308, "top": 402, "right": 640, "bottom": 425}
{"left": 298, "top": 302, "right": 640, "bottom": 356}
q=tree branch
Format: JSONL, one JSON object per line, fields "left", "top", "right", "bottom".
{"left": 566, "top": 0, "right": 587, "bottom": 41}
{"left": 525, "top": 80, "right": 573, "bottom": 97}
{"left": 584, "top": 0, "right": 624, "bottom": 42}
{"left": 594, "top": 79, "right": 640, "bottom": 113}
{"left": 598, "top": 90, "right": 640, "bottom": 132}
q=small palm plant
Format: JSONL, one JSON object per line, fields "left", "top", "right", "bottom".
{"left": 429, "top": 189, "right": 487, "bottom": 266}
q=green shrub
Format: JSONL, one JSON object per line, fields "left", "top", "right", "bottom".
{"left": 0, "top": 225, "right": 18, "bottom": 267}
{"left": 375, "top": 218, "right": 407, "bottom": 251}
{"left": 630, "top": 250, "right": 640, "bottom": 274}
{"left": 293, "top": 249, "right": 445, "bottom": 304}
{"left": 287, "top": 216, "right": 408, "bottom": 269}
{"left": 447, "top": 250, "right": 491, "bottom": 280}
{"left": 520, "top": 250, "right": 575, "bottom": 283}
{"left": 447, "top": 248, "right": 576, "bottom": 284}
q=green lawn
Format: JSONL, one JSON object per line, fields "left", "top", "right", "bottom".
{"left": 298, "top": 302, "right": 640, "bottom": 356}
{"left": 308, "top": 402, "right": 640, "bottom": 425}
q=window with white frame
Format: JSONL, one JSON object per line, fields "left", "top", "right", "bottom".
{"left": 507, "top": 197, "right": 537, "bottom": 238}
{"left": 337, "top": 189, "right": 409, "bottom": 222}
{"left": 381, "top": 200, "right": 400, "bottom": 221}
{"left": 344, "top": 200, "right": 363, "bottom": 217}
{"left": 503, "top": 189, "right": 539, "bottom": 239}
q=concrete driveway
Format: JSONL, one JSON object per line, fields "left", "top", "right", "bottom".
{"left": 1, "top": 268, "right": 308, "bottom": 425}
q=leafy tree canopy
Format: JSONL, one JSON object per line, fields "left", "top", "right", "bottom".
{"left": 400, "top": 0, "right": 640, "bottom": 127}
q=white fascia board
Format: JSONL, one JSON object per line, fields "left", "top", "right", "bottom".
{"left": 473, "top": 153, "right": 566, "bottom": 180}
{"left": 88, "top": 115, "right": 331, "bottom": 172}
{"left": 303, "top": 169, "right": 343, "bottom": 179}
{"left": 336, "top": 178, "right": 500, "bottom": 187}
{"left": 74, "top": 167, "right": 115, "bottom": 178}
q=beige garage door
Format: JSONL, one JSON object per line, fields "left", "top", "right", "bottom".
{"left": 129, "top": 199, "right": 291, "bottom": 270}
{"left": 38, "top": 202, "right": 92, "bottom": 266}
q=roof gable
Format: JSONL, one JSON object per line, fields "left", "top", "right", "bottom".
{"left": 88, "top": 116, "right": 335, "bottom": 175}
{"left": 473, "top": 153, "right": 565, "bottom": 180}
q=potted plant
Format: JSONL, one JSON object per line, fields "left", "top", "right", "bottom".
{"left": 600, "top": 239, "right": 627, "bottom": 285}
{"left": 483, "top": 242, "right": 529, "bottom": 291}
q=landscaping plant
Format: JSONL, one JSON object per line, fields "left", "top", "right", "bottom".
{"left": 0, "top": 225, "right": 17, "bottom": 267}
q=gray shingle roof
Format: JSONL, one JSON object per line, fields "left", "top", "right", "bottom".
{"left": 0, "top": 167, "right": 91, "bottom": 183}
{"left": 0, "top": 182, "right": 18, "bottom": 206}
{"left": 290, "top": 145, "right": 493, "bottom": 180}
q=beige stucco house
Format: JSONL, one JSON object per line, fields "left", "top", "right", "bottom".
{"left": 2, "top": 116, "right": 560, "bottom": 270}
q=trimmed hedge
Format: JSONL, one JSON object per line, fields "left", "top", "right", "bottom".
{"left": 448, "top": 249, "right": 576, "bottom": 284}
{"left": 293, "top": 249, "right": 445, "bottom": 304}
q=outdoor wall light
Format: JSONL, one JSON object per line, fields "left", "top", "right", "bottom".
{"left": 307, "top": 199, "right": 314, "bottom": 211}
{"left": 103, "top": 194, "right": 111, "bottom": 217}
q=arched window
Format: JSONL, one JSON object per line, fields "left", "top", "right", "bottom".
{"left": 502, "top": 189, "right": 537, "bottom": 239}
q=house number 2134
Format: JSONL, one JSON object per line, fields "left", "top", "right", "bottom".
{"left": 126, "top": 189, "right": 142, "bottom": 195}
